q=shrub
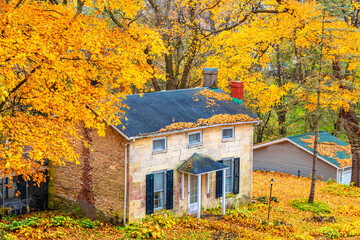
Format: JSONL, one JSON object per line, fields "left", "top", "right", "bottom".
{"left": 1, "top": 217, "right": 41, "bottom": 231}
{"left": 290, "top": 199, "right": 332, "bottom": 214}
{"left": 254, "top": 196, "right": 278, "bottom": 204}
{"left": 321, "top": 182, "right": 360, "bottom": 198}
{"left": 319, "top": 226, "right": 341, "bottom": 239}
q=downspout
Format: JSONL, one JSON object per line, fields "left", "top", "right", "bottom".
{"left": 123, "top": 140, "right": 133, "bottom": 226}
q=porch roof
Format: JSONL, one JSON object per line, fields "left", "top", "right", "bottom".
{"left": 178, "top": 153, "right": 228, "bottom": 175}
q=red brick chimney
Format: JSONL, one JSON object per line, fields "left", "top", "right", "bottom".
{"left": 230, "top": 81, "right": 244, "bottom": 100}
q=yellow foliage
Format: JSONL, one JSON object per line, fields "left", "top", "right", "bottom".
{"left": 0, "top": 0, "right": 165, "bottom": 183}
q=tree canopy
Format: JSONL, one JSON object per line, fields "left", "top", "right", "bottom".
{"left": 0, "top": 0, "right": 164, "bottom": 183}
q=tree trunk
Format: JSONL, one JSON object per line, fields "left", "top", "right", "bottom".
{"left": 309, "top": 4, "right": 325, "bottom": 204}
{"left": 145, "top": 47, "right": 161, "bottom": 92}
{"left": 165, "top": 53, "right": 176, "bottom": 90}
{"left": 333, "top": 110, "right": 344, "bottom": 138}
{"left": 255, "top": 112, "right": 271, "bottom": 144}
{"left": 341, "top": 105, "right": 360, "bottom": 186}
{"left": 276, "top": 104, "right": 287, "bottom": 137}
{"left": 275, "top": 45, "right": 287, "bottom": 137}
{"left": 179, "top": 2, "right": 198, "bottom": 89}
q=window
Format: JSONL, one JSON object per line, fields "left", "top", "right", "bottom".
{"left": 223, "top": 159, "right": 233, "bottom": 194}
{"left": 152, "top": 137, "right": 166, "bottom": 152}
{"left": 216, "top": 158, "right": 240, "bottom": 197}
{"left": 146, "top": 170, "right": 173, "bottom": 214}
{"left": 222, "top": 127, "right": 234, "bottom": 140}
{"left": 188, "top": 131, "right": 202, "bottom": 146}
{"left": 153, "top": 172, "right": 165, "bottom": 210}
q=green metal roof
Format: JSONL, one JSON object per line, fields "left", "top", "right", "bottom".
{"left": 287, "top": 131, "right": 350, "bottom": 167}
{"left": 178, "top": 153, "right": 228, "bottom": 175}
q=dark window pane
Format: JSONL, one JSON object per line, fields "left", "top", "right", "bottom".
{"left": 189, "top": 133, "right": 201, "bottom": 145}
{"left": 222, "top": 128, "right": 234, "bottom": 139}
{"left": 153, "top": 139, "right": 166, "bottom": 151}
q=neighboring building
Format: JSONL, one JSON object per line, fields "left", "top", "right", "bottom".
{"left": 253, "top": 131, "right": 352, "bottom": 184}
{"left": 49, "top": 69, "right": 259, "bottom": 223}
{"left": 0, "top": 175, "right": 47, "bottom": 215}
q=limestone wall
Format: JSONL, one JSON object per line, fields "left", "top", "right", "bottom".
{"left": 49, "top": 125, "right": 126, "bottom": 224}
{"left": 127, "top": 123, "right": 254, "bottom": 221}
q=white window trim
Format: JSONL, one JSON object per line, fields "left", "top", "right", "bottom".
{"left": 153, "top": 170, "right": 167, "bottom": 211}
{"left": 152, "top": 137, "right": 167, "bottom": 153}
{"left": 222, "top": 157, "right": 234, "bottom": 194}
{"left": 222, "top": 127, "right": 235, "bottom": 141}
{"left": 188, "top": 131, "right": 202, "bottom": 147}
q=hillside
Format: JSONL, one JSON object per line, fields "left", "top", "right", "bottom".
{"left": 2, "top": 171, "right": 360, "bottom": 239}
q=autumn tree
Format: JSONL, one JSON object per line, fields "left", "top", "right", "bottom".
{"left": 138, "top": 0, "right": 290, "bottom": 91}
{"left": 0, "top": 0, "right": 164, "bottom": 183}
{"left": 205, "top": 0, "right": 360, "bottom": 186}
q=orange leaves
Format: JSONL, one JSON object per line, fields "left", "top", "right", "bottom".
{"left": 0, "top": 0, "right": 164, "bottom": 183}
{"left": 198, "top": 113, "right": 257, "bottom": 125}
{"left": 158, "top": 114, "right": 257, "bottom": 133}
{"left": 196, "top": 89, "right": 232, "bottom": 101}
{"left": 159, "top": 122, "right": 197, "bottom": 132}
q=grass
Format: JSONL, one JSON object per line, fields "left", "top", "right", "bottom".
{"left": 2, "top": 171, "right": 360, "bottom": 239}
{"left": 290, "top": 199, "right": 332, "bottom": 214}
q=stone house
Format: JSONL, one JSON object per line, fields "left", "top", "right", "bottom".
{"left": 253, "top": 131, "right": 352, "bottom": 184}
{"left": 49, "top": 69, "right": 259, "bottom": 223}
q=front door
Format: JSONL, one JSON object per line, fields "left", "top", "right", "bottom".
{"left": 188, "top": 174, "right": 199, "bottom": 214}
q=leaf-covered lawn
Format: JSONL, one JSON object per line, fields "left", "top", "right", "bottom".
{"left": 2, "top": 171, "right": 360, "bottom": 239}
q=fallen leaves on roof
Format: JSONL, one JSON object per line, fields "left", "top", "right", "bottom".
{"left": 301, "top": 136, "right": 352, "bottom": 167}
{"left": 194, "top": 89, "right": 232, "bottom": 107}
{"left": 158, "top": 114, "right": 257, "bottom": 133}
{"left": 196, "top": 89, "right": 233, "bottom": 101}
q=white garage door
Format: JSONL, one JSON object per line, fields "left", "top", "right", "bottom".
{"left": 341, "top": 169, "right": 352, "bottom": 185}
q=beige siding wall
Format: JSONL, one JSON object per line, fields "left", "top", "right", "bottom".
{"left": 253, "top": 141, "right": 338, "bottom": 181}
{"left": 127, "top": 123, "right": 254, "bottom": 222}
{"left": 49, "top": 126, "right": 126, "bottom": 223}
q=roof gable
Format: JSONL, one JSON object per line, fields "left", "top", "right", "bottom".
{"left": 116, "top": 87, "right": 258, "bottom": 138}
{"left": 178, "top": 153, "right": 228, "bottom": 174}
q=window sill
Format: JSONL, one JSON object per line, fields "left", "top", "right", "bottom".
{"left": 188, "top": 143, "right": 203, "bottom": 149}
{"left": 152, "top": 150, "right": 167, "bottom": 155}
{"left": 222, "top": 138, "right": 235, "bottom": 143}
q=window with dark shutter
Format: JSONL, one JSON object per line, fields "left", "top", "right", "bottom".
{"left": 233, "top": 158, "right": 240, "bottom": 194}
{"left": 216, "top": 160, "right": 223, "bottom": 198}
{"left": 166, "top": 170, "right": 173, "bottom": 210}
{"left": 146, "top": 174, "right": 154, "bottom": 214}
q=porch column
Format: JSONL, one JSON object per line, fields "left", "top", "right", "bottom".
{"left": 181, "top": 173, "right": 184, "bottom": 200}
{"left": 197, "top": 174, "right": 201, "bottom": 218}
{"left": 222, "top": 169, "right": 226, "bottom": 215}
{"left": 206, "top": 173, "right": 210, "bottom": 194}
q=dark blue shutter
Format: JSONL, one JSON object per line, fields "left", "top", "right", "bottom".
{"left": 166, "top": 170, "right": 173, "bottom": 210}
{"left": 146, "top": 174, "right": 154, "bottom": 214}
{"left": 233, "top": 158, "right": 240, "bottom": 194}
{"left": 216, "top": 160, "right": 223, "bottom": 198}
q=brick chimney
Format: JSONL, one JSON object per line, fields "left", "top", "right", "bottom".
{"left": 203, "top": 68, "right": 218, "bottom": 89}
{"left": 230, "top": 81, "right": 244, "bottom": 102}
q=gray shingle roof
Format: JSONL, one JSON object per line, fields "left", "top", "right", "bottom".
{"left": 178, "top": 153, "right": 228, "bottom": 174}
{"left": 288, "top": 131, "right": 350, "bottom": 167}
{"left": 116, "top": 87, "right": 258, "bottom": 138}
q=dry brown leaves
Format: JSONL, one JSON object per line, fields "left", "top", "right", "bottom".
{"left": 301, "top": 136, "right": 352, "bottom": 167}
{"left": 196, "top": 89, "right": 233, "bottom": 101}
{"left": 194, "top": 89, "right": 232, "bottom": 108}
{"left": 252, "top": 170, "right": 360, "bottom": 237}
{"left": 158, "top": 114, "right": 256, "bottom": 133}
